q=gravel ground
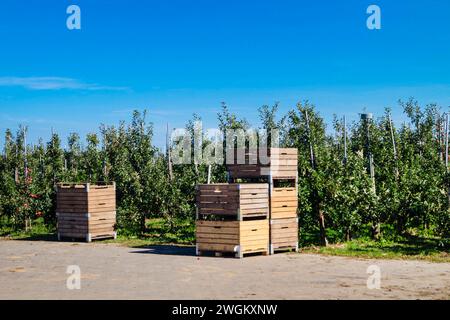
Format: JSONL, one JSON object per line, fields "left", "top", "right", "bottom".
{"left": 0, "top": 240, "right": 449, "bottom": 300}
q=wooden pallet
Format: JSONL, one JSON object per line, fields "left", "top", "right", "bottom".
{"left": 196, "top": 219, "right": 269, "bottom": 258}
{"left": 226, "top": 148, "right": 298, "bottom": 179}
{"left": 270, "top": 218, "right": 299, "bottom": 254}
{"left": 57, "top": 231, "right": 117, "bottom": 243}
{"left": 56, "top": 182, "right": 117, "bottom": 243}
{"left": 196, "top": 248, "right": 269, "bottom": 258}
{"left": 196, "top": 183, "right": 269, "bottom": 219}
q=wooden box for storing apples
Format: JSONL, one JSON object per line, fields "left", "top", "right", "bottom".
{"left": 196, "top": 183, "right": 270, "bottom": 257}
{"left": 196, "top": 183, "right": 269, "bottom": 220}
{"left": 56, "top": 182, "right": 116, "bottom": 242}
{"left": 270, "top": 184, "right": 298, "bottom": 219}
{"left": 196, "top": 219, "right": 269, "bottom": 258}
{"left": 226, "top": 147, "right": 298, "bottom": 180}
{"left": 270, "top": 218, "right": 299, "bottom": 254}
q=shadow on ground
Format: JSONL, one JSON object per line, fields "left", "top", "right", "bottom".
{"left": 129, "top": 244, "right": 196, "bottom": 256}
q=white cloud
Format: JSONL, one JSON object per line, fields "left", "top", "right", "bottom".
{"left": 0, "top": 77, "right": 129, "bottom": 91}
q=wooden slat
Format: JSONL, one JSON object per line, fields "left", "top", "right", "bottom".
{"left": 88, "top": 189, "right": 115, "bottom": 197}
{"left": 239, "top": 184, "right": 268, "bottom": 190}
{"left": 270, "top": 211, "right": 297, "bottom": 219}
{"left": 271, "top": 196, "right": 297, "bottom": 203}
{"left": 196, "top": 202, "right": 239, "bottom": 209}
{"left": 269, "top": 148, "right": 298, "bottom": 155}
{"left": 271, "top": 206, "right": 297, "bottom": 213}
{"left": 57, "top": 206, "right": 116, "bottom": 214}
{"left": 89, "top": 226, "right": 115, "bottom": 233}
{"left": 196, "top": 226, "right": 238, "bottom": 235}
{"left": 240, "top": 203, "right": 268, "bottom": 210}
{"left": 197, "top": 184, "right": 238, "bottom": 191}
{"left": 196, "top": 220, "right": 239, "bottom": 227}
{"left": 270, "top": 159, "right": 298, "bottom": 166}
{"left": 270, "top": 200, "right": 298, "bottom": 208}
{"left": 240, "top": 193, "right": 268, "bottom": 199}
{"left": 197, "top": 233, "right": 239, "bottom": 240}
{"left": 197, "top": 243, "right": 237, "bottom": 252}
{"left": 59, "top": 195, "right": 114, "bottom": 202}
{"left": 240, "top": 208, "right": 268, "bottom": 215}
{"left": 197, "top": 238, "right": 238, "bottom": 245}
{"left": 90, "top": 232, "right": 115, "bottom": 238}
{"left": 240, "top": 198, "right": 270, "bottom": 204}
{"left": 272, "top": 242, "right": 297, "bottom": 249}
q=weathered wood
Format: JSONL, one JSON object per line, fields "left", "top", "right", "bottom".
{"left": 56, "top": 183, "right": 116, "bottom": 242}
{"left": 196, "top": 183, "right": 269, "bottom": 219}
{"left": 227, "top": 148, "right": 298, "bottom": 179}
{"left": 270, "top": 218, "right": 298, "bottom": 253}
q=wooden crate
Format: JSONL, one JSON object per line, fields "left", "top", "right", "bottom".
{"left": 227, "top": 148, "right": 298, "bottom": 179}
{"left": 270, "top": 218, "right": 299, "bottom": 254}
{"left": 196, "top": 183, "right": 269, "bottom": 219}
{"left": 270, "top": 186, "right": 298, "bottom": 219}
{"left": 196, "top": 219, "right": 269, "bottom": 258}
{"left": 56, "top": 183, "right": 116, "bottom": 242}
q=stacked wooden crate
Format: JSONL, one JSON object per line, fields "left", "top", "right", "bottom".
{"left": 227, "top": 148, "right": 299, "bottom": 254}
{"left": 56, "top": 182, "right": 117, "bottom": 242}
{"left": 269, "top": 179, "right": 298, "bottom": 254}
{"left": 195, "top": 183, "right": 269, "bottom": 258}
{"left": 227, "top": 148, "right": 298, "bottom": 179}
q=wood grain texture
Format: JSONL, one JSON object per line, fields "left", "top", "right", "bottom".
{"left": 196, "top": 183, "right": 269, "bottom": 218}
{"left": 56, "top": 183, "right": 116, "bottom": 242}
{"left": 270, "top": 218, "right": 298, "bottom": 250}
{"left": 227, "top": 147, "right": 298, "bottom": 178}
{"left": 196, "top": 219, "right": 269, "bottom": 257}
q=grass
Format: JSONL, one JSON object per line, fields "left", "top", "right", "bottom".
{"left": 301, "top": 236, "right": 450, "bottom": 263}
{"left": 0, "top": 217, "right": 57, "bottom": 241}
{"left": 2, "top": 217, "right": 448, "bottom": 262}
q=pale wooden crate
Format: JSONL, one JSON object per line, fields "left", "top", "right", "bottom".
{"left": 196, "top": 219, "right": 269, "bottom": 258}
{"left": 270, "top": 186, "right": 298, "bottom": 219}
{"left": 270, "top": 217, "right": 299, "bottom": 254}
{"left": 196, "top": 183, "right": 269, "bottom": 219}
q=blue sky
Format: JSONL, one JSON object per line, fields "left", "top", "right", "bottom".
{"left": 0, "top": 0, "right": 449, "bottom": 149}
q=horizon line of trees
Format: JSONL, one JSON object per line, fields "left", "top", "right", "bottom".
{"left": 0, "top": 97, "right": 449, "bottom": 244}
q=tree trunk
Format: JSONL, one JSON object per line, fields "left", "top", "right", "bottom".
{"left": 140, "top": 213, "right": 146, "bottom": 235}
{"left": 318, "top": 209, "right": 328, "bottom": 246}
{"left": 371, "top": 222, "right": 381, "bottom": 240}
{"left": 313, "top": 190, "right": 327, "bottom": 246}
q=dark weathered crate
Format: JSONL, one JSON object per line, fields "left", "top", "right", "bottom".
{"left": 196, "top": 183, "right": 269, "bottom": 219}
{"left": 56, "top": 183, "right": 116, "bottom": 242}
{"left": 196, "top": 219, "right": 269, "bottom": 258}
{"left": 227, "top": 148, "right": 298, "bottom": 179}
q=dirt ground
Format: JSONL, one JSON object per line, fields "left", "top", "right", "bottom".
{"left": 0, "top": 240, "right": 449, "bottom": 300}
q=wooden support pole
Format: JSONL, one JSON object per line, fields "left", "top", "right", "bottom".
{"left": 166, "top": 123, "right": 174, "bottom": 181}
{"left": 207, "top": 165, "right": 212, "bottom": 184}
{"left": 343, "top": 115, "right": 347, "bottom": 164}
{"left": 445, "top": 113, "right": 449, "bottom": 169}
{"left": 388, "top": 113, "right": 399, "bottom": 178}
